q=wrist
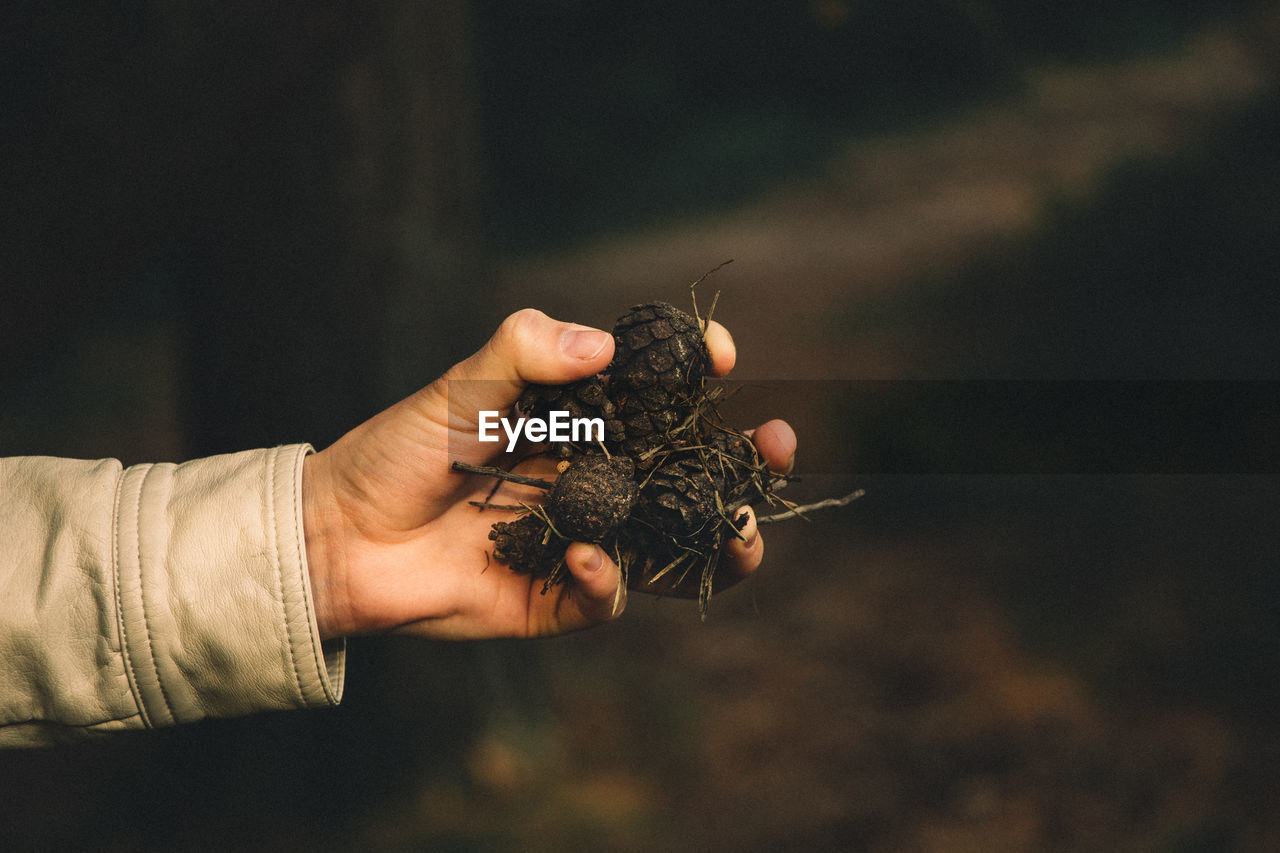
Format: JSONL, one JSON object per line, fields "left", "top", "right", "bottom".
{"left": 301, "top": 451, "right": 348, "bottom": 640}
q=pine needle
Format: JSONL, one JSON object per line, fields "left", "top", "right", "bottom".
{"left": 757, "top": 489, "right": 866, "bottom": 524}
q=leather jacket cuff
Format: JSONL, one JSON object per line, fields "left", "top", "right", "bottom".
{"left": 113, "top": 444, "right": 344, "bottom": 727}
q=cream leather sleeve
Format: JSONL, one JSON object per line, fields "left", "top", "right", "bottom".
{"left": 0, "top": 444, "right": 344, "bottom": 747}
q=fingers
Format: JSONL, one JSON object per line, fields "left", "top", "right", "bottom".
{"left": 703, "top": 320, "right": 736, "bottom": 377}
{"left": 436, "top": 309, "right": 616, "bottom": 421}
{"left": 749, "top": 419, "right": 796, "bottom": 475}
{"left": 711, "top": 419, "right": 795, "bottom": 593}
{"left": 563, "top": 542, "right": 627, "bottom": 624}
{"left": 722, "top": 505, "right": 763, "bottom": 581}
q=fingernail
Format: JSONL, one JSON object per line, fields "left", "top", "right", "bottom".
{"left": 561, "top": 328, "right": 611, "bottom": 360}
{"left": 584, "top": 545, "right": 604, "bottom": 573}
{"left": 735, "top": 509, "right": 758, "bottom": 548}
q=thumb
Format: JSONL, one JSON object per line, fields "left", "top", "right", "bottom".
{"left": 438, "top": 308, "right": 614, "bottom": 423}
{"left": 562, "top": 542, "right": 627, "bottom": 626}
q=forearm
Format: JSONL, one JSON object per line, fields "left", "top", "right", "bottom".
{"left": 0, "top": 446, "right": 344, "bottom": 747}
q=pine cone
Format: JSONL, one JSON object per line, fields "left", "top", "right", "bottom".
{"left": 607, "top": 302, "right": 710, "bottom": 462}
{"left": 635, "top": 452, "right": 721, "bottom": 546}
{"left": 703, "top": 428, "right": 758, "bottom": 499}
{"left": 517, "top": 376, "right": 623, "bottom": 455}
{"left": 489, "top": 514, "right": 560, "bottom": 576}
{"left": 630, "top": 428, "right": 759, "bottom": 552}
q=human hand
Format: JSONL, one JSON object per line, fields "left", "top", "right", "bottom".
{"left": 302, "top": 309, "right": 796, "bottom": 641}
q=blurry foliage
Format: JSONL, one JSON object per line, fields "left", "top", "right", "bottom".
{"left": 474, "top": 0, "right": 1261, "bottom": 251}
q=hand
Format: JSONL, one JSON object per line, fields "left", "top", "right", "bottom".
{"left": 302, "top": 308, "right": 796, "bottom": 640}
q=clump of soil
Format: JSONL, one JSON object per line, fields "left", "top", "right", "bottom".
{"left": 457, "top": 290, "right": 848, "bottom": 615}
{"left": 544, "top": 454, "right": 638, "bottom": 542}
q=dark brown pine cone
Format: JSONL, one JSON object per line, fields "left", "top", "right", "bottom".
{"left": 629, "top": 427, "right": 759, "bottom": 553}
{"left": 517, "top": 376, "right": 624, "bottom": 455}
{"left": 607, "top": 302, "right": 710, "bottom": 462}
{"left": 489, "top": 514, "right": 560, "bottom": 576}
{"left": 703, "top": 428, "right": 759, "bottom": 500}
{"left": 633, "top": 449, "right": 721, "bottom": 549}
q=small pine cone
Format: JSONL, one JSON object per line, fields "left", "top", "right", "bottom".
{"left": 629, "top": 428, "right": 760, "bottom": 555}
{"left": 704, "top": 429, "right": 756, "bottom": 485}
{"left": 610, "top": 302, "right": 709, "bottom": 391}
{"left": 489, "top": 514, "right": 561, "bottom": 576}
{"left": 545, "top": 454, "right": 637, "bottom": 542}
{"left": 517, "top": 376, "right": 624, "bottom": 454}
{"left": 518, "top": 375, "right": 606, "bottom": 420}
{"left": 607, "top": 302, "right": 710, "bottom": 460}
{"left": 634, "top": 451, "right": 722, "bottom": 548}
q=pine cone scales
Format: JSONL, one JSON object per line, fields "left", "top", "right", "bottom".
{"left": 610, "top": 302, "right": 709, "bottom": 393}
{"left": 517, "top": 376, "right": 623, "bottom": 453}
{"left": 609, "top": 302, "right": 710, "bottom": 459}
{"left": 489, "top": 514, "right": 554, "bottom": 576}
{"left": 637, "top": 453, "right": 720, "bottom": 543}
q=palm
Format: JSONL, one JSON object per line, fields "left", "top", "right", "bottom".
{"left": 316, "top": 391, "right": 600, "bottom": 639}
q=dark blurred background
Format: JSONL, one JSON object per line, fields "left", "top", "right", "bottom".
{"left": 3, "top": 1, "right": 1280, "bottom": 850}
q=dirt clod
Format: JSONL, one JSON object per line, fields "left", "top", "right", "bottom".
{"left": 545, "top": 454, "right": 638, "bottom": 542}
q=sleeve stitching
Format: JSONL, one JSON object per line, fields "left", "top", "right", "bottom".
{"left": 111, "top": 464, "right": 150, "bottom": 728}
{"left": 292, "top": 446, "right": 339, "bottom": 703}
{"left": 133, "top": 464, "right": 177, "bottom": 724}
{"left": 266, "top": 449, "right": 307, "bottom": 705}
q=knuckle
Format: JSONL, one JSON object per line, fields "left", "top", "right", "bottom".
{"left": 496, "top": 308, "right": 547, "bottom": 352}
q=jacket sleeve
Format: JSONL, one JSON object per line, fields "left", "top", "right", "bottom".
{"left": 0, "top": 444, "right": 345, "bottom": 748}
